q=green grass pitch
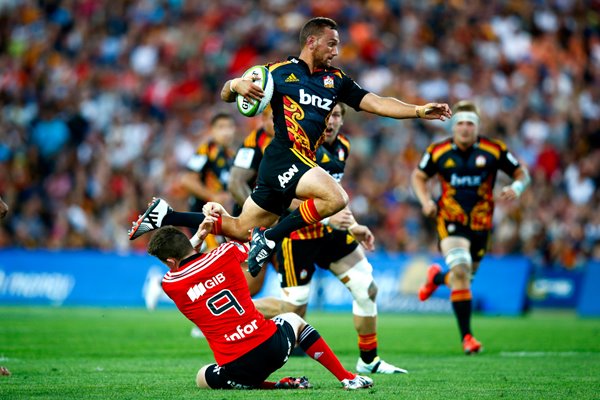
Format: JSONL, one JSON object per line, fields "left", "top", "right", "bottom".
{"left": 0, "top": 307, "right": 599, "bottom": 399}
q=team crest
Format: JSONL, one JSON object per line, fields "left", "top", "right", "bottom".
{"left": 323, "top": 75, "right": 334, "bottom": 88}
{"left": 475, "top": 155, "right": 486, "bottom": 167}
{"left": 338, "top": 148, "right": 345, "bottom": 161}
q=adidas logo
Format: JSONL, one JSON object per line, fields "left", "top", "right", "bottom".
{"left": 443, "top": 158, "right": 456, "bottom": 168}
{"left": 285, "top": 73, "right": 300, "bottom": 83}
{"left": 313, "top": 351, "right": 323, "bottom": 360}
{"left": 256, "top": 249, "right": 270, "bottom": 262}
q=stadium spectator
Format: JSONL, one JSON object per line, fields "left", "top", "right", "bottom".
{"left": 0, "top": 196, "right": 7, "bottom": 219}
{"left": 146, "top": 219, "right": 373, "bottom": 390}
{"left": 412, "top": 100, "right": 530, "bottom": 354}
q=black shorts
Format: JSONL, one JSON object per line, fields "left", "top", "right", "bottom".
{"left": 278, "top": 229, "right": 359, "bottom": 287}
{"left": 204, "top": 318, "right": 295, "bottom": 389}
{"left": 250, "top": 141, "right": 317, "bottom": 215}
{"left": 436, "top": 218, "right": 491, "bottom": 262}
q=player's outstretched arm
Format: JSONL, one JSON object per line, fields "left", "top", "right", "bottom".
{"left": 359, "top": 92, "right": 451, "bottom": 121}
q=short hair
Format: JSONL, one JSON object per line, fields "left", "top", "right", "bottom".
{"left": 147, "top": 226, "right": 193, "bottom": 262}
{"left": 210, "top": 112, "right": 234, "bottom": 127}
{"left": 299, "top": 17, "right": 338, "bottom": 48}
{"left": 335, "top": 102, "right": 346, "bottom": 116}
{"left": 452, "top": 100, "right": 480, "bottom": 117}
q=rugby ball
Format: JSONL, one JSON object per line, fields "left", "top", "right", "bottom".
{"left": 236, "top": 65, "right": 274, "bottom": 117}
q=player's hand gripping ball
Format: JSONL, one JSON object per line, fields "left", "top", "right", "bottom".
{"left": 236, "top": 65, "right": 274, "bottom": 117}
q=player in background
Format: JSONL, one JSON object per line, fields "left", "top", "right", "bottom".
{"left": 252, "top": 103, "right": 407, "bottom": 374}
{"left": 0, "top": 196, "right": 7, "bottom": 219}
{"left": 146, "top": 219, "right": 373, "bottom": 390}
{"left": 411, "top": 100, "right": 530, "bottom": 354}
{"left": 131, "top": 112, "right": 236, "bottom": 249}
{"left": 216, "top": 16, "right": 451, "bottom": 276}
{"left": 228, "top": 105, "right": 276, "bottom": 295}
{"left": 179, "top": 112, "right": 236, "bottom": 250}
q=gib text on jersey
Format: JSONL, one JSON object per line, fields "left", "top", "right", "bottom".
{"left": 266, "top": 57, "right": 368, "bottom": 160}
{"left": 161, "top": 242, "right": 276, "bottom": 365}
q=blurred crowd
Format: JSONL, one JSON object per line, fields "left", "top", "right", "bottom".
{"left": 0, "top": 0, "right": 598, "bottom": 270}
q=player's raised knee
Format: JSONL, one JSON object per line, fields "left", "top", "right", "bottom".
{"left": 196, "top": 365, "right": 211, "bottom": 388}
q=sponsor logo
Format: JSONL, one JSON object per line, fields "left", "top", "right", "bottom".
{"left": 186, "top": 273, "right": 226, "bottom": 302}
{"left": 323, "top": 75, "right": 334, "bottom": 88}
{"left": 224, "top": 319, "right": 259, "bottom": 342}
{"left": 450, "top": 173, "right": 482, "bottom": 187}
{"left": 475, "top": 155, "right": 486, "bottom": 167}
{"left": 278, "top": 164, "right": 299, "bottom": 188}
{"left": 299, "top": 89, "right": 333, "bottom": 111}
{"left": 285, "top": 73, "right": 300, "bottom": 83}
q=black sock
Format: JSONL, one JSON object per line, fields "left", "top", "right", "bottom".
{"left": 264, "top": 208, "right": 308, "bottom": 242}
{"left": 433, "top": 271, "right": 447, "bottom": 286}
{"left": 298, "top": 324, "right": 321, "bottom": 351}
{"left": 360, "top": 349, "right": 377, "bottom": 364}
{"left": 162, "top": 211, "right": 205, "bottom": 229}
{"left": 452, "top": 299, "right": 472, "bottom": 339}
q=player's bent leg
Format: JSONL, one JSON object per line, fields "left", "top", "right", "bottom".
{"left": 253, "top": 297, "right": 285, "bottom": 318}
{"left": 221, "top": 197, "right": 279, "bottom": 241}
{"left": 295, "top": 166, "right": 348, "bottom": 217}
{"left": 331, "top": 251, "right": 408, "bottom": 374}
{"left": 196, "top": 365, "right": 213, "bottom": 388}
{"left": 275, "top": 312, "right": 308, "bottom": 340}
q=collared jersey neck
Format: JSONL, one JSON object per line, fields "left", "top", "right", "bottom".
{"left": 287, "top": 56, "right": 334, "bottom": 74}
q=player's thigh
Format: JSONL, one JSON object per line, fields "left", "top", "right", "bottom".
{"left": 273, "top": 312, "right": 307, "bottom": 340}
{"left": 295, "top": 166, "right": 348, "bottom": 205}
{"left": 318, "top": 230, "right": 360, "bottom": 274}
{"left": 238, "top": 196, "right": 280, "bottom": 231}
{"left": 277, "top": 237, "right": 319, "bottom": 287}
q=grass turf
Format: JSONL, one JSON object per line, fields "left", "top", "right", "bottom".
{"left": 0, "top": 307, "right": 599, "bottom": 399}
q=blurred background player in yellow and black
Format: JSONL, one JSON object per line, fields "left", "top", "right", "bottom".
{"left": 180, "top": 112, "right": 236, "bottom": 250}
{"left": 411, "top": 100, "right": 530, "bottom": 354}
{"left": 228, "top": 104, "right": 275, "bottom": 295}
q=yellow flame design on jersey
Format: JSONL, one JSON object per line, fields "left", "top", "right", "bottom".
{"left": 283, "top": 95, "right": 322, "bottom": 160}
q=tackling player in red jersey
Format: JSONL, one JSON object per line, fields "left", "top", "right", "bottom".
{"left": 412, "top": 100, "right": 530, "bottom": 354}
{"left": 146, "top": 218, "right": 373, "bottom": 390}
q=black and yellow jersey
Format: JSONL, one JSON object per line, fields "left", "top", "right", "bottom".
{"left": 185, "top": 140, "right": 234, "bottom": 212}
{"left": 267, "top": 57, "right": 368, "bottom": 161}
{"left": 232, "top": 127, "right": 273, "bottom": 188}
{"left": 291, "top": 133, "right": 351, "bottom": 240}
{"left": 418, "top": 136, "right": 521, "bottom": 231}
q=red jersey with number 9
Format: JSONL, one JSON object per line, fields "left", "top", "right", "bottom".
{"left": 161, "top": 242, "right": 276, "bottom": 365}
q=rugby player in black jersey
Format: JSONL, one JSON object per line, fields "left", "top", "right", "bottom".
{"left": 412, "top": 100, "right": 530, "bottom": 354}
{"left": 218, "top": 16, "right": 451, "bottom": 275}
{"left": 253, "top": 103, "right": 408, "bottom": 374}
